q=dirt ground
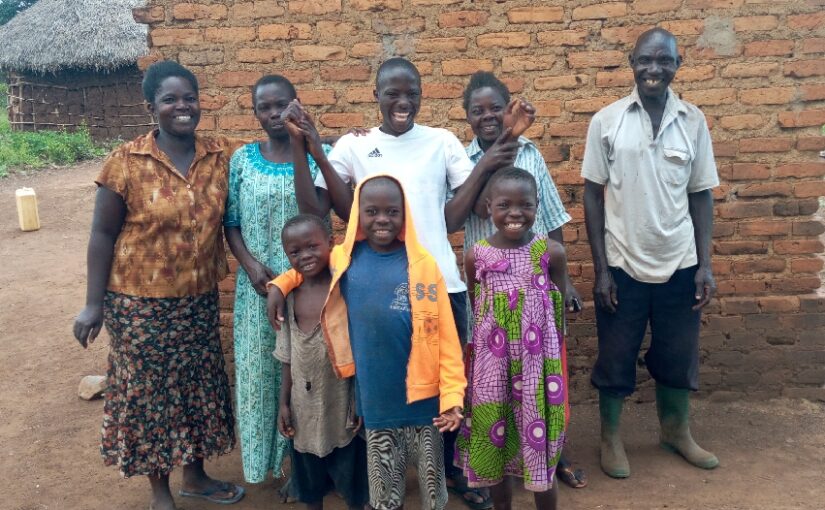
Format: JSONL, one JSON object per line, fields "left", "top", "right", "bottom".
{"left": 1, "top": 161, "right": 824, "bottom": 510}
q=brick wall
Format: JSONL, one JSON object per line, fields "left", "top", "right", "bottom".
{"left": 136, "top": 0, "right": 825, "bottom": 402}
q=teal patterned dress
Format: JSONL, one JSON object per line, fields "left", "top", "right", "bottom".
{"left": 223, "top": 142, "right": 330, "bottom": 483}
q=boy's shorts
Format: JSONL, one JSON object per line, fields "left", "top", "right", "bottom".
{"left": 366, "top": 425, "right": 448, "bottom": 510}
{"left": 291, "top": 436, "right": 369, "bottom": 507}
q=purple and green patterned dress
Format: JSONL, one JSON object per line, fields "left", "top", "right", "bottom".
{"left": 456, "top": 234, "right": 568, "bottom": 492}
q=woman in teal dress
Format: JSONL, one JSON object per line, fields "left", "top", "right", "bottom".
{"left": 223, "top": 75, "right": 330, "bottom": 483}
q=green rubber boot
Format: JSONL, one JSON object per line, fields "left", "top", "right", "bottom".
{"left": 599, "top": 390, "right": 630, "bottom": 478}
{"left": 656, "top": 383, "right": 719, "bottom": 470}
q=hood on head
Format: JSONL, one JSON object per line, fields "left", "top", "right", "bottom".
{"left": 341, "top": 173, "right": 427, "bottom": 263}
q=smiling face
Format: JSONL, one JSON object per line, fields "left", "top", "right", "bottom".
{"left": 488, "top": 177, "right": 537, "bottom": 245}
{"left": 630, "top": 31, "right": 681, "bottom": 101}
{"left": 358, "top": 178, "right": 405, "bottom": 253}
{"left": 375, "top": 66, "right": 421, "bottom": 137}
{"left": 148, "top": 76, "right": 201, "bottom": 137}
{"left": 466, "top": 86, "right": 507, "bottom": 150}
{"left": 254, "top": 82, "right": 295, "bottom": 140}
{"left": 282, "top": 222, "right": 331, "bottom": 278}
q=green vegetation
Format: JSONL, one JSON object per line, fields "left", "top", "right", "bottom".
{"left": 0, "top": 0, "right": 36, "bottom": 26}
{"left": 0, "top": 82, "right": 108, "bottom": 177}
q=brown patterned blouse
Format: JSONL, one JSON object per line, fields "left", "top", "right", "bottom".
{"left": 96, "top": 130, "right": 244, "bottom": 298}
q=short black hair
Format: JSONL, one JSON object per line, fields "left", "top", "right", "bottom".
{"left": 488, "top": 166, "right": 538, "bottom": 197}
{"left": 252, "top": 75, "right": 297, "bottom": 106}
{"left": 281, "top": 214, "right": 329, "bottom": 242}
{"left": 142, "top": 60, "right": 198, "bottom": 103}
{"left": 376, "top": 57, "right": 421, "bottom": 88}
{"left": 633, "top": 28, "right": 678, "bottom": 57}
{"left": 463, "top": 71, "right": 510, "bottom": 112}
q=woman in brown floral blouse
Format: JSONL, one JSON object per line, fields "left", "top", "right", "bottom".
{"left": 73, "top": 61, "right": 244, "bottom": 510}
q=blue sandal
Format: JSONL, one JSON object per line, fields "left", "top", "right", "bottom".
{"left": 179, "top": 481, "right": 245, "bottom": 505}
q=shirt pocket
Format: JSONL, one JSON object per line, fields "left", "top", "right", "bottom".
{"left": 661, "top": 146, "right": 692, "bottom": 186}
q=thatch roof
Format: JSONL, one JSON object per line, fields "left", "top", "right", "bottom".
{"left": 0, "top": 0, "right": 148, "bottom": 74}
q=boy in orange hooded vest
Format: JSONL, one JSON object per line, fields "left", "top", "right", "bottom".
{"left": 268, "top": 174, "right": 466, "bottom": 510}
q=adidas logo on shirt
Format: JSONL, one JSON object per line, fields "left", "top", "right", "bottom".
{"left": 367, "top": 147, "right": 382, "bottom": 158}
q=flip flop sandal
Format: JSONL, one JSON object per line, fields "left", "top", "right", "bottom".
{"left": 557, "top": 464, "right": 588, "bottom": 489}
{"left": 446, "top": 475, "right": 493, "bottom": 510}
{"left": 179, "top": 481, "right": 245, "bottom": 505}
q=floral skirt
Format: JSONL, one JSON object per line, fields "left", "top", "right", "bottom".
{"left": 101, "top": 290, "right": 235, "bottom": 478}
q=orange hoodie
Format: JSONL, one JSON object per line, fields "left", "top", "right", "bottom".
{"left": 270, "top": 174, "right": 466, "bottom": 413}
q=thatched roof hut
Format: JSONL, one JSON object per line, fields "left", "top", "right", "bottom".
{"left": 0, "top": 0, "right": 152, "bottom": 140}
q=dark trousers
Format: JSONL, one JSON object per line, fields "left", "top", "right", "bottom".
{"left": 591, "top": 266, "right": 701, "bottom": 398}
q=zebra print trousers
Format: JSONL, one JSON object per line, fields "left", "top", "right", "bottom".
{"left": 365, "top": 425, "right": 448, "bottom": 510}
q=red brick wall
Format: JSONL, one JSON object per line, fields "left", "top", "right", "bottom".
{"left": 136, "top": 0, "right": 825, "bottom": 402}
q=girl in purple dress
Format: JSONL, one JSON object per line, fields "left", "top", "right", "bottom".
{"left": 457, "top": 166, "right": 570, "bottom": 510}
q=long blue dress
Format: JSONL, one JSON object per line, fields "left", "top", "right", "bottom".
{"left": 223, "top": 142, "right": 329, "bottom": 482}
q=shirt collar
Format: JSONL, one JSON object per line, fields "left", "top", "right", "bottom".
{"left": 467, "top": 135, "right": 533, "bottom": 159}
{"left": 628, "top": 86, "right": 688, "bottom": 117}
{"left": 129, "top": 129, "right": 223, "bottom": 158}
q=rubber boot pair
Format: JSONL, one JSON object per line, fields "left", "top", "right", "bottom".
{"left": 599, "top": 384, "right": 719, "bottom": 478}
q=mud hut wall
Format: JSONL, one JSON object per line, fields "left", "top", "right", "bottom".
{"left": 136, "top": 0, "right": 825, "bottom": 402}
{"left": 6, "top": 66, "right": 153, "bottom": 141}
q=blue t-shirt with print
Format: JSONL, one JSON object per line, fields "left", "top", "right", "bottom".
{"left": 340, "top": 241, "right": 440, "bottom": 429}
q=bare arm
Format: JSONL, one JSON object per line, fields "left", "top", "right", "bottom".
{"left": 688, "top": 189, "right": 716, "bottom": 310}
{"left": 284, "top": 101, "right": 335, "bottom": 217}
{"left": 548, "top": 227, "right": 582, "bottom": 312}
{"left": 225, "top": 226, "right": 275, "bottom": 296}
{"left": 583, "top": 179, "right": 617, "bottom": 313}
{"left": 445, "top": 129, "right": 519, "bottom": 233}
{"left": 73, "top": 187, "right": 126, "bottom": 347}
{"left": 547, "top": 238, "right": 568, "bottom": 305}
{"left": 464, "top": 246, "right": 478, "bottom": 311}
{"left": 277, "top": 362, "right": 295, "bottom": 438}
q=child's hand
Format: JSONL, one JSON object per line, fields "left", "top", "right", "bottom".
{"left": 433, "top": 407, "right": 463, "bottom": 432}
{"left": 351, "top": 416, "right": 363, "bottom": 434}
{"left": 277, "top": 404, "right": 295, "bottom": 438}
{"left": 266, "top": 286, "right": 286, "bottom": 331}
{"left": 565, "top": 279, "right": 583, "bottom": 314}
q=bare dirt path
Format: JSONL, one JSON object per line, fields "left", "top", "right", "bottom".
{"left": 1, "top": 162, "right": 823, "bottom": 510}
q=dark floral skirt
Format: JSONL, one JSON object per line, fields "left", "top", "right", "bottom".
{"left": 101, "top": 290, "right": 235, "bottom": 478}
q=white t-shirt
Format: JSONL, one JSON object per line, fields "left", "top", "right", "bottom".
{"left": 581, "top": 88, "right": 719, "bottom": 283}
{"left": 315, "top": 124, "right": 474, "bottom": 292}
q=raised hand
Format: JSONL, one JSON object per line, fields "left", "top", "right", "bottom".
{"left": 503, "top": 98, "right": 536, "bottom": 140}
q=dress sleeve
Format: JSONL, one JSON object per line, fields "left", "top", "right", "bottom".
{"left": 95, "top": 145, "right": 129, "bottom": 199}
{"left": 223, "top": 148, "right": 245, "bottom": 227}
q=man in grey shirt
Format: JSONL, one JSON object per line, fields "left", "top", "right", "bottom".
{"left": 581, "top": 28, "right": 720, "bottom": 478}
